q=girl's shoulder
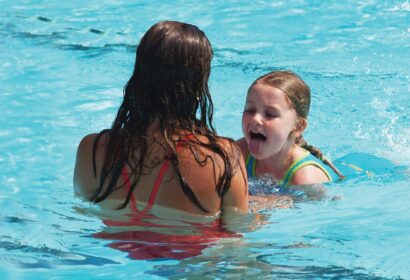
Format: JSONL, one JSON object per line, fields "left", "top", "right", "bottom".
{"left": 289, "top": 147, "right": 330, "bottom": 185}
{"left": 291, "top": 164, "right": 330, "bottom": 185}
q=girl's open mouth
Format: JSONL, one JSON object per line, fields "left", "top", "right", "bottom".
{"left": 248, "top": 131, "right": 266, "bottom": 155}
{"left": 250, "top": 131, "right": 266, "bottom": 141}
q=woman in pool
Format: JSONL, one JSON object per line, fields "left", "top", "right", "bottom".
{"left": 238, "top": 70, "right": 344, "bottom": 188}
{"left": 74, "top": 21, "right": 248, "bottom": 228}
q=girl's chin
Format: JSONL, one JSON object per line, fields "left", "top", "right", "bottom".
{"left": 249, "top": 146, "right": 283, "bottom": 161}
{"left": 250, "top": 153, "right": 265, "bottom": 160}
{"left": 248, "top": 148, "right": 267, "bottom": 160}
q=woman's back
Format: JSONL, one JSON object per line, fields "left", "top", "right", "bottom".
{"left": 73, "top": 20, "right": 248, "bottom": 260}
{"left": 73, "top": 21, "right": 248, "bottom": 228}
{"left": 74, "top": 127, "right": 248, "bottom": 219}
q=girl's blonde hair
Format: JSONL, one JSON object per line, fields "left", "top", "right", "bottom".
{"left": 251, "top": 70, "right": 344, "bottom": 178}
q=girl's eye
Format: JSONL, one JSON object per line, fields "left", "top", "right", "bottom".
{"left": 243, "top": 108, "right": 255, "bottom": 114}
{"left": 266, "top": 112, "right": 278, "bottom": 118}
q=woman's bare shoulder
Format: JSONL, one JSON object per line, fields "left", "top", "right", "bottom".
{"left": 178, "top": 135, "right": 248, "bottom": 213}
{"left": 73, "top": 132, "right": 109, "bottom": 200}
{"left": 75, "top": 132, "right": 109, "bottom": 166}
{"left": 197, "top": 135, "right": 244, "bottom": 166}
{"left": 185, "top": 134, "right": 239, "bottom": 154}
{"left": 176, "top": 135, "right": 242, "bottom": 186}
{"left": 77, "top": 133, "right": 98, "bottom": 151}
{"left": 219, "top": 137, "right": 248, "bottom": 213}
{"left": 213, "top": 136, "right": 241, "bottom": 152}
{"left": 236, "top": 137, "right": 248, "bottom": 159}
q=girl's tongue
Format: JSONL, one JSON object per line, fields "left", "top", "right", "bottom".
{"left": 248, "top": 131, "right": 266, "bottom": 155}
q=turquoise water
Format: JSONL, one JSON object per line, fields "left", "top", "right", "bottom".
{"left": 1, "top": 0, "right": 409, "bottom": 279}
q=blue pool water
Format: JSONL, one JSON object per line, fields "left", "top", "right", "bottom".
{"left": 1, "top": 0, "right": 409, "bottom": 279}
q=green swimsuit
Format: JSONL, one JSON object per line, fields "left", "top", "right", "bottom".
{"left": 245, "top": 151, "right": 340, "bottom": 188}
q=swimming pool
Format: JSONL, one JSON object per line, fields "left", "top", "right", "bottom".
{"left": 1, "top": 0, "right": 409, "bottom": 279}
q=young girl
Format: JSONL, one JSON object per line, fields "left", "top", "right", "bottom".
{"left": 237, "top": 70, "right": 344, "bottom": 188}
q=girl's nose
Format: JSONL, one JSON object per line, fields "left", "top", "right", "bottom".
{"left": 250, "top": 113, "right": 263, "bottom": 125}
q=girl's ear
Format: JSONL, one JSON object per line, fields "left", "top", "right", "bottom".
{"left": 293, "top": 118, "right": 307, "bottom": 137}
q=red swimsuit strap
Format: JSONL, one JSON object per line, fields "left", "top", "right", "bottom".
{"left": 121, "top": 165, "right": 138, "bottom": 213}
{"left": 122, "top": 133, "right": 195, "bottom": 216}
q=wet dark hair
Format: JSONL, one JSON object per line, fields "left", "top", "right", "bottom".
{"left": 251, "top": 70, "right": 344, "bottom": 179}
{"left": 90, "top": 21, "right": 243, "bottom": 211}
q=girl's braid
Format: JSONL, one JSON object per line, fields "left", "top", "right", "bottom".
{"left": 296, "top": 136, "right": 345, "bottom": 179}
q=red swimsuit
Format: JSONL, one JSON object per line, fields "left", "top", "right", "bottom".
{"left": 93, "top": 135, "right": 240, "bottom": 260}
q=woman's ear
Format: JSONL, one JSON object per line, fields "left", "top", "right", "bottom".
{"left": 293, "top": 118, "right": 307, "bottom": 137}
